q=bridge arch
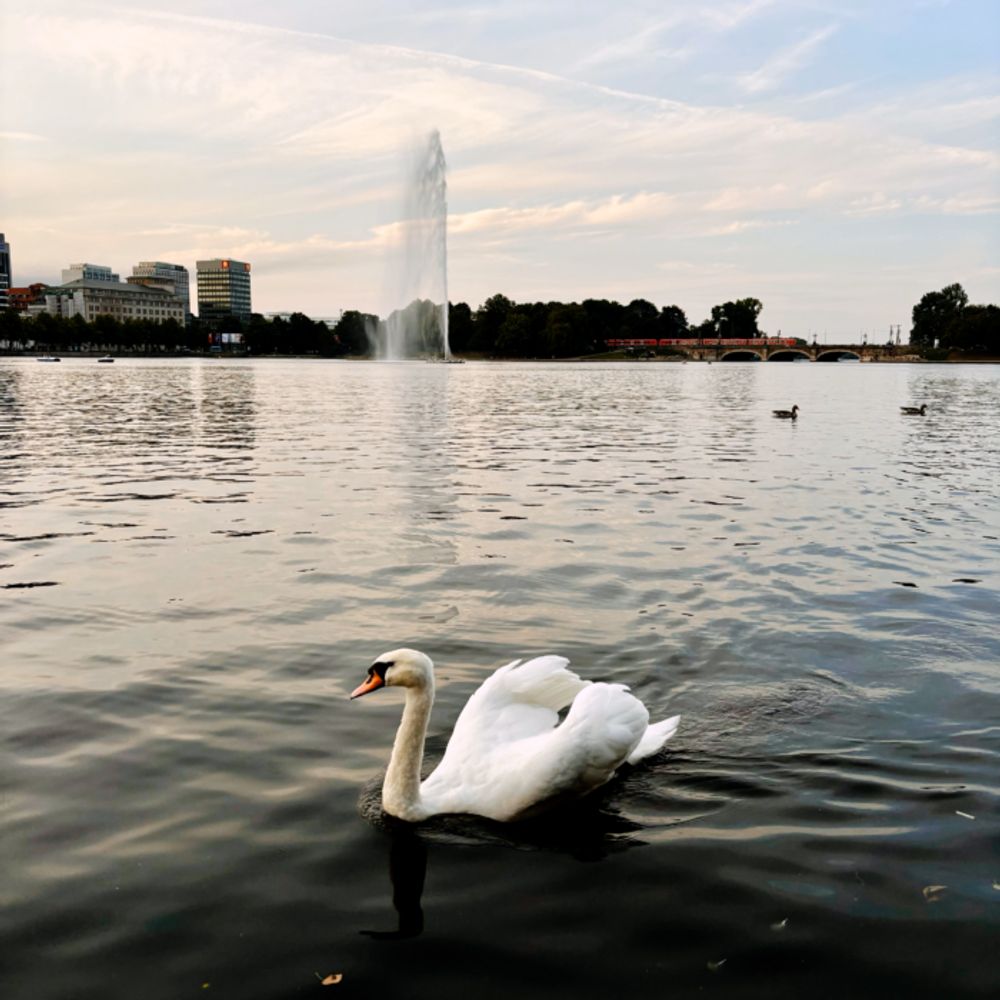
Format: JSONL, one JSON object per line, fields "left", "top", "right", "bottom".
{"left": 719, "top": 350, "right": 763, "bottom": 361}
{"left": 816, "top": 349, "right": 861, "bottom": 362}
{"left": 767, "top": 349, "right": 812, "bottom": 362}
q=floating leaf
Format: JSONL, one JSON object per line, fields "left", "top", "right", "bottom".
{"left": 955, "top": 810, "right": 975, "bottom": 820}
{"left": 321, "top": 973, "right": 344, "bottom": 986}
{"left": 922, "top": 885, "right": 947, "bottom": 902}
{"left": 707, "top": 959, "right": 727, "bottom": 973}
{"left": 770, "top": 918, "right": 788, "bottom": 931}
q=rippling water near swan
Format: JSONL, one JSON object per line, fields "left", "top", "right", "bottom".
{"left": 1, "top": 358, "right": 998, "bottom": 999}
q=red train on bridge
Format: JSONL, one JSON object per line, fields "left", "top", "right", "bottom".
{"left": 606, "top": 337, "right": 800, "bottom": 349}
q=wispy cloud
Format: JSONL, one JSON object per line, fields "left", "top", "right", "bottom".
{"left": 572, "top": 15, "right": 688, "bottom": 72}
{"left": 2, "top": 1, "right": 997, "bottom": 330}
{"left": 0, "top": 131, "right": 48, "bottom": 142}
{"left": 573, "top": 0, "right": 777, "bottom": 73}
{"left": 740, "top": 24, "right": 839, "bottom": 93}
{"left": 703, "top": 218, "right": 797, "bottom": 236}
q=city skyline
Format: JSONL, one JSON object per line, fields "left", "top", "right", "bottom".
{"left": 2, "top": 0, "right": 998, "bottom": 336}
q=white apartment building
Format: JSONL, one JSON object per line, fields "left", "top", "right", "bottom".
{"left": 33, "top": 279, "right": 185, "bottom": 324}
{"left": 127, "top": 261, "right": 191, "bottom": 320}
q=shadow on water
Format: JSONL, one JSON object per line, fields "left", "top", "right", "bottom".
{"left": 357, "top": 769, "right": 651, "bottom": 941}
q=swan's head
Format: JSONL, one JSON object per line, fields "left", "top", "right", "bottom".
{"left": 349, "top": 648, "right": 434, "bottom": 699}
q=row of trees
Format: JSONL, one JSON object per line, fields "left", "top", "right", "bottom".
{"left": 1, "top": 294, "right": 766, "bottom": 358}
{"left": 0, "top": 308, "right": 374, "bottom": 357}
{"left": 911, "top": 283, "right": 999, "bottom": 355}
{"left": 449, "top": 294, "right": 765, "bottom": 357}
{"left": 10, "top": 284, "right": 996, "bottom": 358}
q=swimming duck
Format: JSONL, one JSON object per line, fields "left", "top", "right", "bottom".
{"left": 350, "top": 649, "right": 680, "bottom": 823}
{"left": 772, "top": 404, "right": 799, "bottom": 419}
{"left": 900, "top": 404, "right": 927, "bottom": 415}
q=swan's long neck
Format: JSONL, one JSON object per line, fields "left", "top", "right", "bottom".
{"left": 383, "top": 682, "right": 434, "bottom": 821}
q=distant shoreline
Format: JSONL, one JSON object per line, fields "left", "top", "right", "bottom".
{"left": 3, "top": 349, "right": 998, "bottom": 364}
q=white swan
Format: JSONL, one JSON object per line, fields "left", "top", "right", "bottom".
{"left": 350, "top": 648, "right": 680, "bottom": 823}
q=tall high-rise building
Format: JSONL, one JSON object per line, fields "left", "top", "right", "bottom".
{"left": 128, "top": 261, "right": 191, "bottom": 322}
{"left": 0, "top": 233, "right": 11, "bottom": 310}
{"left": 197, "top": 259, "right": 252, "bottom": 325}
{"left": 62, "top": 262, "right": 119, "bottom": 284}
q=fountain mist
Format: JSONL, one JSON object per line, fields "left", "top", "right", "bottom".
{"left": 376, "top": 130, "right": 451, "bottom": 360}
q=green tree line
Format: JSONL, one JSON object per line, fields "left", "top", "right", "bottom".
{"left": 5, "top": 283, "right": 995, "bottom": 357}
{"left": 0, "top": 309, "right": 374, "bottom": 357}
{"left": 910, "top": 283, "right": 1000, "bottom": 355}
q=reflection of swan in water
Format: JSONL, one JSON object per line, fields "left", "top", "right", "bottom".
{"left": 350, "top": 649, "right": 680, "bottom": 823}
{"left": 359, "top": 793, "right": 650, "bottom": 939}
{"left": 361, "top": 830, "right": 427, "bottom": 940}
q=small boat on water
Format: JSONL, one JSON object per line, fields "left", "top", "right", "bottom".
{"left": 97, "top": 355, "right": 115, "bottom": 363}
{"left": 36, "top": 356, "right": 61, "bottom": 363}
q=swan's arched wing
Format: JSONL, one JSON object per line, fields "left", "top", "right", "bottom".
{"left": 421, "top": 679, "right": 651, "bottom": 820}
{"left": 420, "top": 656, "right": 590, "bottom": 807}
{"left": 448, "top": 655, "right": 591, "bottom": 747}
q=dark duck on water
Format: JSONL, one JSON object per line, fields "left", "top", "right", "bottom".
{"left": 773, "top": 404, "right": 799, "bottom": 419}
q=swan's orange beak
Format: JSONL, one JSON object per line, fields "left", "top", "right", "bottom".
{"left": 350, "top": 674, "right": 385, "bottom": 699}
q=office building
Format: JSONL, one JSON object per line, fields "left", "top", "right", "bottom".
{"left": 128, "top": 261, "right": 191, "bottom": 321}
{"left": 34, "top": 279, "right": 184, "bottom": 325}
{"left": 197, "top": 258, "right": 252, "bottom": 325}
{"left": 61, "top": 262, "right": 120, "bottom": 284}
{"left": 0, "top": 233, "right": 10, "bottom": 310}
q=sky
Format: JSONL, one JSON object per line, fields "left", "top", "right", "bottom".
{"left": 1, "top": 0, "right": 998, "bottom": 336}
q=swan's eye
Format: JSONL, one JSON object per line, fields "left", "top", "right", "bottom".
{"left": 371, "top": 660, "right": 394, "bottom": 681}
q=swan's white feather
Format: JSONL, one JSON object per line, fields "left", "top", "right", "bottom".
{"left": 627, "top": 714, "right": 681, "bottom": 764}
{"left": 446, "top": 655, "right": 591, "bottom": 750}
{"left": 399, "top": 654, "right": 679, "bottom": 821}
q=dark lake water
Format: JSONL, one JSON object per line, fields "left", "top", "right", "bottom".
{"left": 2, "top": 357, "right": 998, "bottom": 999}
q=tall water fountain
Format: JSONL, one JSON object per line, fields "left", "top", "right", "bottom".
{"left": 375, "top": 130, "right": 451, "bottom": 360}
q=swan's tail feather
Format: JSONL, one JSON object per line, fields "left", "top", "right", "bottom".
{"left": 504, "top": 655, "right": 591, "bottom": 711}
{"left": 627, "top": 714, "right": 680, "bottom": 764}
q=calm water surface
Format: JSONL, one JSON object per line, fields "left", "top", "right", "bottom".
{"left": 1, "top": 358, "right": 998, "bottom": 999}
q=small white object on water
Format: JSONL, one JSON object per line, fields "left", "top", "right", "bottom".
{"left": 922, "top": 885, "right": 947, "bottom": 902}
{"left": 955, "top": 810, "right": 975, "bottom": 820}
{"left": 771, "top": 918, "right": 788, "bottom": 931}
{"left": 707, "top": 959, "right": 727, "bottom": 972}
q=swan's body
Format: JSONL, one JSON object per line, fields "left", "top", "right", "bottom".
{"left": 350, "top": 649, "right": 680, "bottom": 823}
{"left": 901, "top": 404, "right": 927, "bottom": 415}
{"left": 773, "top": 404, "right": 799, "bottom": 419}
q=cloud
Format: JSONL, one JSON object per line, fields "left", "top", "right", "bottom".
{"left": 448, "top": 191, "right": 677, "bottom": 240}
{"left": 740, "top": 24, "right": 838, "bottom": 94}
{"left": 845, "top": 193, "right": 904, "bottom": 216}
{"left": 572, "top": 15, "right": 687, "bottom": 72}
{"left": 703, "top": 218, "right": 797, "bottom": 236}
{"left": 572, "top": 0, "right": 777, "bottom": 73}
{"left": 2, "top": 1, "right": 997, "bottom": 328}
{"left": 0, "top": 131, "right": 48, "bottom": 142}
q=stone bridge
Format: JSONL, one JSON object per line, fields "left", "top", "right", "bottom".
{"left": 674, "top": 342, "right": 910, "bottom": 362}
